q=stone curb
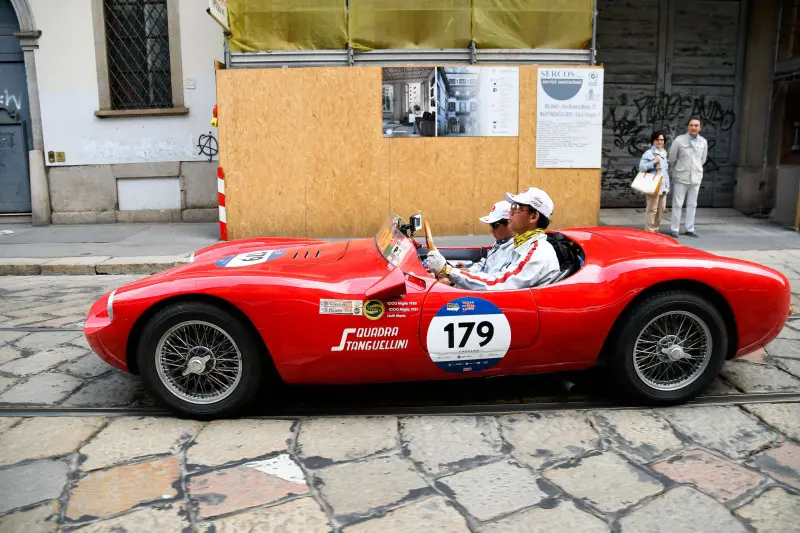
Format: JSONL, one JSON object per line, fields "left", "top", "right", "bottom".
{"left": 0, "top": 256, "right": 191, "bottom": 276}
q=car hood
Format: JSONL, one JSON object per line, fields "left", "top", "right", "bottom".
{"left": 193, "top": 239, "right": 350, "bottom": 270}
{"left": 190, "top": 237, "right": 329, "bottom": 263}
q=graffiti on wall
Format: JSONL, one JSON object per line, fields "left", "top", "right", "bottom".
{"left": 197, "top": 131, "right": 218, "bottom": 162}
{"left": 0, "top": 89, "right": 23, "bottom": 119}
{"left": 601, "top": 91, "right": 736, "bottom": 186}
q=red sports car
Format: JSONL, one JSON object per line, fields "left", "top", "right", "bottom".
{"left": 84, "top": 214, "right": 791, "bottom": 418}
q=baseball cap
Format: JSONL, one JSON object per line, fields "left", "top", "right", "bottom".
{"left": 478, "top": 200, "right": 512, "bottom": 224}
{"left": 505, "top": 187, "right": 555, "bottom": 219}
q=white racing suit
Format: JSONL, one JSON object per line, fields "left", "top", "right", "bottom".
{"left": 467, "top": 238, "right": 515, "bottom": 275}
{"left": 448, "top": 231, "right": 560, "bottom": 291}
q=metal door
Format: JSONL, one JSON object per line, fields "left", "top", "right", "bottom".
{"left": 0, "top": 0, "right": 32, "bottom": 213}
{"left": 0, "top": 122, "right": 29, "bottom": 212}
{"left": 596, "top": 0, "right": 746, "bottom": 208}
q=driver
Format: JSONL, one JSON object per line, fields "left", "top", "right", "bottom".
{"left": 457, "top": 200, "right": 515, "bottom": 274}
{"left": 425, "top": 187, "right": 560, "bottom": 290}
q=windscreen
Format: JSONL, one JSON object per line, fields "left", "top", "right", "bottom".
{"left": 374, "top": 214, "right": 414, "bottom": 268}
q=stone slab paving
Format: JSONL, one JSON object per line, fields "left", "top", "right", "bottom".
{"left": 499, "top": 411, "right": 600, "bottom": 469}
{"left": 618, "top": 486, "right": 750, "bottom": 533}
{"left": 659, "top": 406, "right": 782, "bottom": 460}
{"left": 400, "top": 416, "right": 504, "bottom": 477}
{"left": 0, "top": 404, "right": 796, "bottom": 531}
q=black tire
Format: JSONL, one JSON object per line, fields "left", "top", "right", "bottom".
{"left": 137, "top": 301, "right": 264, "bottom": 419}
{"left": 608, "top": 290, "right": 728, "bottom": 405}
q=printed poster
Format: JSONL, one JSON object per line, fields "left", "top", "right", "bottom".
{"left": 381, "top": 66, "right": 519, "bottom": 138}
{"left": 536, "top": 68, "right": 604, "bottom": 168}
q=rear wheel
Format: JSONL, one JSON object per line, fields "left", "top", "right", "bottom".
{"left": 137, "top": 302, "right": 264, "bottom": 419}
{"left": 609, "top": 290, "right": 728, "bottom": 404}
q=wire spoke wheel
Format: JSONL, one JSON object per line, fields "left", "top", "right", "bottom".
{"left": 633, "top": 310, "right": 712, "bottom": 391}
{"left": 155, "top": 320, "right": 243, "bottom": 405}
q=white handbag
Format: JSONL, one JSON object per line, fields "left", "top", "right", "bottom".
{"left": 631, "top": 171, "right": 662, "bottom": 195}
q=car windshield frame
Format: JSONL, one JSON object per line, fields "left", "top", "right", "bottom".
{"left": 374, "top": 213, "right": 415, "bottom": 269}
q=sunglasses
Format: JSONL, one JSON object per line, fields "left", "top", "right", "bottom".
{"left": 490, "top": 220, "right": 507, "bottom": 229}
{"left": 510, "top": 202, "right": 533, "bottom": 212}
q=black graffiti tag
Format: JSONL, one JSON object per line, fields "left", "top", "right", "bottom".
{"left": 604, "top": 106, "right": 649, "bottom": 157}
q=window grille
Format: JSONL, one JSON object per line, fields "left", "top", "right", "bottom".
{"left": 104, "top": 0, "right": 172, "bottom": 109}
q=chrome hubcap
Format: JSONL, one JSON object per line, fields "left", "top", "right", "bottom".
{"left": 633, "top": 310, "right": 712, "bottom": 391}
{"left": 155, "top": 320, "right": 243, "bottom": 405}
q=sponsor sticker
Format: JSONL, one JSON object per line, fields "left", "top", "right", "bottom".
{"left": 320, "top": 299, "right": 364, "bottom": 316}
{"left": 364, "top": 300, "right": 385, "bottom": 320}
{"left": 216, "top": 250, "right": 285, "bottom": 268}
{"left": 426, "top": 297, "right": 512, "bottom": 374}
{"left": 330, "top": 326, "right": 408, "bottom": 352}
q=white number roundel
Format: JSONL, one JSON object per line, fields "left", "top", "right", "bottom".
{"left": 426, "top": 297, "right": 511, "bottom": 374}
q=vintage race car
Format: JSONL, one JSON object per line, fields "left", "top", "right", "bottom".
{"left": 84, "top": 214, "right": 791, "bottom": 418}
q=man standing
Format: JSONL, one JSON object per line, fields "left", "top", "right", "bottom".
{"left": 668, "top": 117, "right": 707, "bottom": 238}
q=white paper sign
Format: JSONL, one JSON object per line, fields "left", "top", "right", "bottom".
{"left": 536, "top": 68, "right": 604, "bottom": 168}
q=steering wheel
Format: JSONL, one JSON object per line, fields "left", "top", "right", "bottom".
{"left": 423, "top": 220, "right": 436, "bottom": 252}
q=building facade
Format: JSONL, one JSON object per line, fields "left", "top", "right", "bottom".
{"left": 1, "top": 0, "right": 221, "bottom": 226}
{"left": 2, "top": 0, "right": 799, "bottom": 225}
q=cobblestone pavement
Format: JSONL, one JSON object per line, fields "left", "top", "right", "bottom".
{"left": 1, "top": 249, "right": 800, "bottom": 531}
{"left": 0, "top": 406, "right": 798, "bottom": 532}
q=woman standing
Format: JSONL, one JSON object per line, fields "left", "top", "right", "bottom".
{"left": 639, "top": 131, "right": 671, "bottom": 233}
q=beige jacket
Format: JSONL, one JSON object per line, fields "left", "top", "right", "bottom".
{"left": 668, "top": 133, "right": 708, "bottom": 185}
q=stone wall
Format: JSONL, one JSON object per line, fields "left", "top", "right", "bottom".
{"left": 48, "top": 161, "right": 217, "bottom": 224}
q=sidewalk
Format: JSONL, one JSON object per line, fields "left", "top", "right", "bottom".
{"left": 1, "top": 208, "right": 799, "bottom": 275}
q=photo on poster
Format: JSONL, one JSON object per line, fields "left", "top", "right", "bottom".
{"left": 382, "top": 67, "right": 437, "bottom": 137}
{"left": 436, "top": 66, "right": 519, "bottom": 137}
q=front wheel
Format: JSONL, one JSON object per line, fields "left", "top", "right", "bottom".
{"left": 137, "top": 302, "right": 264, "bottom": 419}
{"left": 609, "top": 290, "right": 728, "bottom": 404}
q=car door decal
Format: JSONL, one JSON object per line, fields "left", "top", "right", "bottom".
{"left": 426, "top": 297, "right": 512, "bottom": 373}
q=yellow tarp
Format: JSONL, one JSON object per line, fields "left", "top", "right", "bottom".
{"left": 227, "top": 0, "right": 347, "bottom": 52}
{"left": 472, "top": 0, "right": 593, "bottom": 49}
{"left": 226, "top": 0, "right": 593, "bottom": 52}
{"left": 348, "top": 0, "right": 472, "bottom": 51}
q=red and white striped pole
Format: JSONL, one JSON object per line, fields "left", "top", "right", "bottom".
{"left": 217, "top": 166, "right": 227, "bottom": 241}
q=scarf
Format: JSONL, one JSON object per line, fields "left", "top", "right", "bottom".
{"left": 513, "top": 229, "right": 544, "bottom": 248}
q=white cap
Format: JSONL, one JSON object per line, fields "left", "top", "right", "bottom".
{"left": 505, "top": 187, "right": 555, "bottom": 219}
{"left": 478, "top": 200, "right": 512, "bottom": 224}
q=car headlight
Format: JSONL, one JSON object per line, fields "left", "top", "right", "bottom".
{"left": 107, "top": 290, "right": 116, "bottom": 322}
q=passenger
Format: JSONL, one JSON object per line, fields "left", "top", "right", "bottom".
{"left": 426, "top": 188, "right": 561, "bottom": 290}
{"left": 455, "top": 200, "right": 515, "bottom": 274}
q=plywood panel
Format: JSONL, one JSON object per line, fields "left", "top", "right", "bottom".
{"left": 217, "top": 65, "right": 601, "bottom": 239}
{"left": 217, "top": 68, "right": 390, "bottom": 239}
{"left": 518, "top": 66, "right": 601, "bottom": 229}
{"left": 389, "top": 138, "right": 475, "bottom": 236}
{"left": 303, "top": 68, "right": 391, "bottom": 238}
{"left": 218, "top": 69, "right": 306, "bottom": 239}
{"left": 471, "top": 138, "right": 518, "bottom": 235}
